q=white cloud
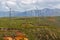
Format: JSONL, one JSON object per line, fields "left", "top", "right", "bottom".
{"left": 6, "top": 0, "right": 16, "bottom": 2}
{"left": 21, "top": 0, "right": 37, "bottom": 4}
{"left": 5, "top": 7, "right": 9, "bottom": 9}
{"left": 6, "top": 1, "right": 16, "bottom": 5}
{"left": 0, "top": 0, "right": 60, "bottom": 11}
{"left": 44, "top": 0, "right": 60, "bottom": 2}
{"left": 5, "top": 1, "right": 16, "bottom": 8}
{"left": 38, "top": 0, "right": 44, "bottom": 2}
{"left": 53, "top": 4, "right": 60, "bottom": 9}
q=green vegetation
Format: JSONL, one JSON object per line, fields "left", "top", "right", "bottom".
{"left": 0, "top": 16, "right": 60, "bottom": 40}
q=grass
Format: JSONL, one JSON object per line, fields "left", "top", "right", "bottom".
{"left": 0, "top": 16, "right": 60, "bottom": 40}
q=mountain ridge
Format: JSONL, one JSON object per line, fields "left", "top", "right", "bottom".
{"left": 0, "top": 8, "right": 60, "bottom": 17}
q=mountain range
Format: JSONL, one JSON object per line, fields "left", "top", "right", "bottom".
{"left": 0, "top": 8, "right": 60, "bottom": 17}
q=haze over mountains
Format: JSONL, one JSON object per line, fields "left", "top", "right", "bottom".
{"left": 0, "top": 8, "right": 60, "bottom": 17}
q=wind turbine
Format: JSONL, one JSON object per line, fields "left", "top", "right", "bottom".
{"left": 5, "top": 1, "right": 12, "bottom": 27}
{"left": 5, "top": 2, "right": 12, "bottom": 18}
{"left": 36, "top": 0, "right": 40, "bottom": 17}
{"left": 16, "top": 0, "right": 27, "bottom": 20}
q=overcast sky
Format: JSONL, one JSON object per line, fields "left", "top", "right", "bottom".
{"left": 0, "top": 0, "right": 60, "bottom": 11}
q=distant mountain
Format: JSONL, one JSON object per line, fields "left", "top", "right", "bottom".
{"left": 0, "top": 11, "right": 9, "bottom": 17}
{"left": 0, "top": 8, "right": 60, "bottom": 17}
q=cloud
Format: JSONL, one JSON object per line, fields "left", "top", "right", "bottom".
{"left": 20, "top": 0, "right": 37, "bottom": 4}
{"left": 43, "top": 0, "right": 60, "bottom": 2}
{"left": 7, "top": 0, "right": 16, "bottom": 2}
{"left": 52, "top": 4, "right": 60, "bottom": 8}
{"left": 6, "top": 1, "right": 16, "bottom": 5}
{"left": 0, "top": 0, "right": 60, "bottom": 11}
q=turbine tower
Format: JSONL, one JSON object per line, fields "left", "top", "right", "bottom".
{"left": 36, "top": 0, "right": 40, "bottom": 17}
{"left": 5, "top": 1, "right": 12, "bottom": 27}
{"left": 5, "top": 1, "right": 11, "bottom": 18}
{"left": 16, "top": 0, "right": 27, "bottom": 25}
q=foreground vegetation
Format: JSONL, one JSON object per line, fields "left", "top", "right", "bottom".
{"left": 0, "top": 16, "right": 60, "bottom": 40}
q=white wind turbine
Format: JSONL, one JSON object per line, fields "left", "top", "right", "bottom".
{"left": 5, "top": 0, "right": 12, "bottom": 27}
{"left": 5, "top": 1, "right": 12, "bottom": 18}
{"left": 16, "top": 0, "right": 28, "bottom": 18}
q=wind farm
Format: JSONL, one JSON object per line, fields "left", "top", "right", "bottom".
{"left": 0, "top": 0, "right": 60, "bottom": 40}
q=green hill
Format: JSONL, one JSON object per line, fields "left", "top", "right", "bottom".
{"left": 0, "top": 16, "right": 60, "bottom": 40}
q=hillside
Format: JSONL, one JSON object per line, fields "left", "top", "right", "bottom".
{"left": 0, "top": 16, "right": 60, "bottom": 40}
{"left": 0, "top": 16, "right": 60, "bottom": 28}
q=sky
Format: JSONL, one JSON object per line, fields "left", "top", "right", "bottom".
{"left": 0, "top": 0, "right": 60, "bottom": 11}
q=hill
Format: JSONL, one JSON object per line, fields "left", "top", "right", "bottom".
{"left": 0, "top": 16, "right": 60, "bottom": 40}
{"left": 0, "top": 8, "right": 60, "bottom": 17}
